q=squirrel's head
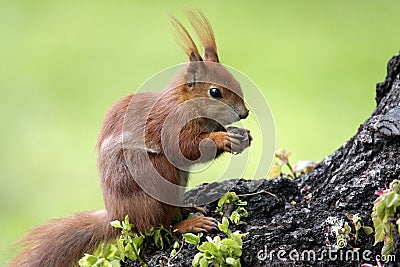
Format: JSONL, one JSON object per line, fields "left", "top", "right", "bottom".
{"left": 170, "top": 10, "right": 249, "bottom": 126}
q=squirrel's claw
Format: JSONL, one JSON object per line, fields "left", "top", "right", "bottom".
{"left": 224, "top": 128, "right": 252, "bottom": 154}
{"left": 174, "top": 215, "right": 218, "bottom": 234}
{"left": 180, "top": 206, "right": 209, "bottom": 215}
{"left": 193, "top": 206, "right": 208, "bottom": 214}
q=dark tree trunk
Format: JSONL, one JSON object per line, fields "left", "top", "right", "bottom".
{"left": 125, "top": 53, "right": 400, "bottom": 266}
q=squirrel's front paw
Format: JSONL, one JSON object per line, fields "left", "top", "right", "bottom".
{"left": 225, "top": 126, "right": 252, "bottom": 154}
{"left": 174, "top": 214, "right": 218, "bottom": 234}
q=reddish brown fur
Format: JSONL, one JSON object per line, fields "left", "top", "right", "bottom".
{"left": 9, "top": 10, "right": 251, "bottom": 267}
{"left": 9, "top": 210, "right": 117, "bottom": 267}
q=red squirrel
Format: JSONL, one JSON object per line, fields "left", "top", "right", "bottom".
{"left": 9, "top": 10, "right": 252, "bottom": 267}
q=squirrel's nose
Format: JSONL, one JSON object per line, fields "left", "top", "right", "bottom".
{"left": 239, "top": 109, "right": 249, "bottom": 119}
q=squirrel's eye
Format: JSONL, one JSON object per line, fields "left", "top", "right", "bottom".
{"left": 209, "top": 87, "right": 222, "bottom": 98}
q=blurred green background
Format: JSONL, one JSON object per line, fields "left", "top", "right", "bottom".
{"left": 1, "top": 0, "right": 399, "bottom": 264}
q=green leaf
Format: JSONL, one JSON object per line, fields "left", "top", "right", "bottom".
{"left": 198, "top": 242, "right": 219, "bottom": 256}
{"left": 132, "top": 235, "right": 145, "bottom": 250}
{"left": 217, "top": 192, "right": 241, "bottom": 210}
{"left": 110, "top": 259, "right": 121, "bottom": 267}
{"left": 124, "top": 215, "right": 130, "bottom": 226}
{"left": 124, "top": 243, "right": 135, "bottom": 259}
{"left": 236, "top": 201, "right": 247, "bottom": 206}
{"left": 199, "top": 257, "right": 209, "bottom": 267}
{"left": 152, "top": 225, "right": 172, "bottom": 250}
{"left": 233, "top": 248, "right": 242, "bottom": 257}
{"left": 79, "top": 254, "right": 99, "bottom": 266}
{"left": 121, "top": 215, "right": 132, "bottom": 233}
{"left": 106, "top": 243, "right": 120, "bottom": 260}
{"left": 170, "top": 249, "right": 177, "bottom": 257}
{"left": 372, "top": 215, "right": 385, "bottom": 245}
{"left": 213, "top": 235, "right": 221, "bottom": 247}
{"left": 117, "top": 239, "right": 125, "bottom": 260}
{"left": 230, "top": 211, "right": 241, "bottom": 225}
{"left": 375, "top": 200, "right": 386, "bottom": 221}
{"left": 363, "top": 226, "right": 374, "bottom": 235}
{"left": 220, "top": 244, "right": 228, "bottom": 253}
{"left": 389, "top": 179, "right": 399, "bottom": 190}
{"left": 221, "top": 239, "right": 240, "bottom": 249}
{"left": 110, "top": 220, "right": 122, "bottom": 229}
{"left": 237, "top": 207, "right": 248, "bottom": 217}
{"left": 385, "top": 192, "right": 400, "bottom": 208}
{"left": 381, "top": 235, "right": 395, "bottom": 257}
{"left": 192, "top": 252, "right": 204, "bottom": 267}
{"left": 78, "top": 254, "right": 114, "bottom": 267}
{"left": 226, "top": 257, "right": 240, "bottom": 267}
{"left": 203, "top": 250, "right": 214, "bottom": 260}
{"left": 173, "top": 241, "right": 180, "bottom": 249}
{"left": 183, "top": 233, "right": 202, "bottom": 246}
{"left": 218, "top": 217, "right": 230, "bottom": 234}
{"left": 206, "top": 236, "right": 213, "bottom": 243}
{"left": 383, "top": 220, "right": 392, "bottom": 233}
{"left": 144, "top": 227, "right": 155, "bottom": 236}
{"left": 230, "top": 231, "right": 247, "bottom": 246}
{"left": 92, "top": 243, "right": 104, "bottom": 257}
{"left": 153, "top": 229, "right": 163, "bottom": 249}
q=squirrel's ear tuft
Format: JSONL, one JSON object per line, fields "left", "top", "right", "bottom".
{"left": 170, "top": 15, "right": 203, "bottom": 62}
{"left": 185, "top": 9, "right": 219, "bottom": 63}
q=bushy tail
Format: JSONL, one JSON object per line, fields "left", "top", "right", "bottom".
{"left": 8, "top": 210, "right": 117, "bottom": 267}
